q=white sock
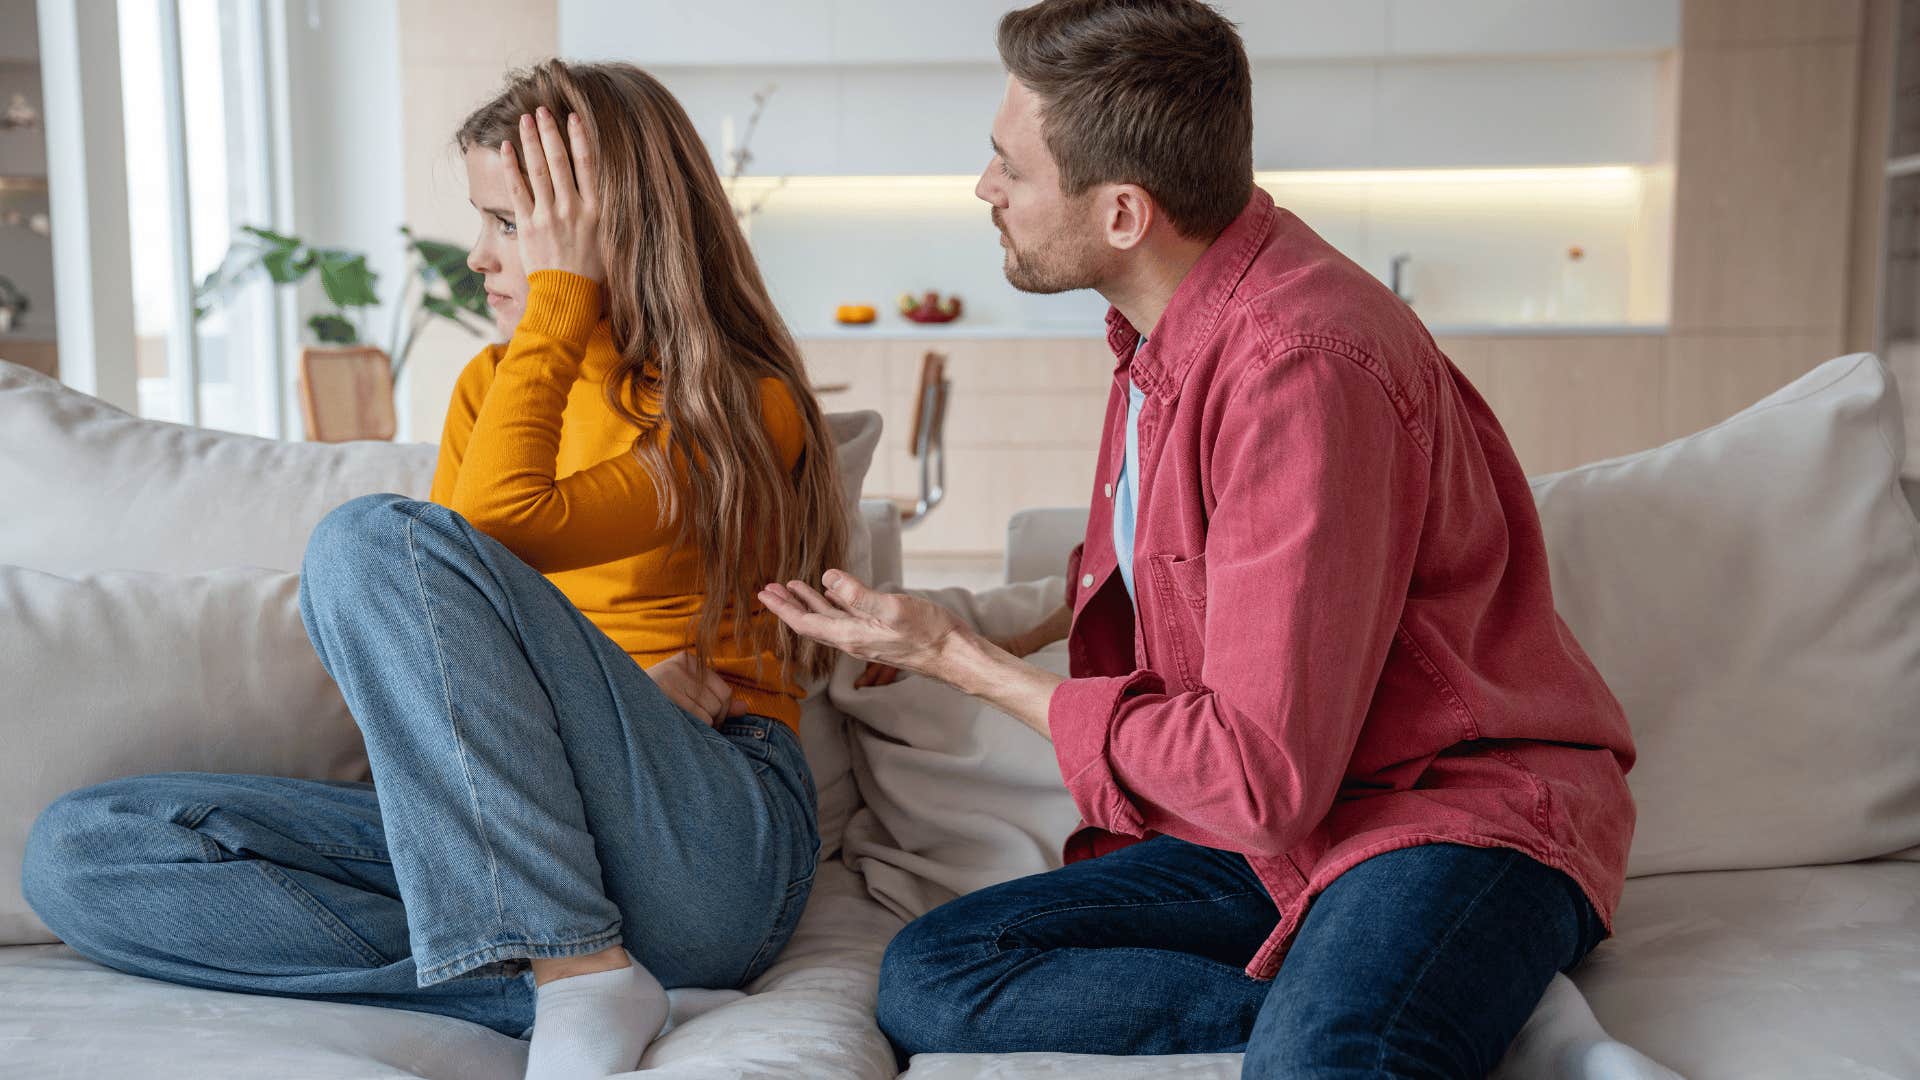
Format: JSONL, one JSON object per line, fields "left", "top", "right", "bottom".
{"left": 1494, "top": 974, "right": 1684, "bottom": 1080}
{"left": 524, "top": 951, "right": 668, "bottom": 1080}
{"left": 662, "top": 987, "right": 746, "bottom": 1033}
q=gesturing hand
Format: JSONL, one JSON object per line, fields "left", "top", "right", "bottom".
{"left": 501, "top": 106, "right": 604, "bottom": 284}
{"left": 760, "top": 571, "right": 968, "bottom": 682}
{"left": 646, "top": 651, "right": 748, "bottom": 726}
{"left": 854, "top": 630, "right": 1037, "bottom": 688}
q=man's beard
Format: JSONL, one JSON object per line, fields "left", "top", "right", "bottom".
{"left": 996, "top": 211, "right": 1100, "bottom": 295}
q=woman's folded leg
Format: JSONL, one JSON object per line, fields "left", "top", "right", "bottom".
{"left": 297, "top": 493, "right": 817, "bottom": 991}
{"left": 22, "top": 770, "right": 535, "bottom": 1036}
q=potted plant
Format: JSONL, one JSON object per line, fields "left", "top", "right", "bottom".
{"left": 196, "top": 226, "right": 492, "bottom": 440}
{"left": 0, "top": 274, "right": 27, "bottom": 334}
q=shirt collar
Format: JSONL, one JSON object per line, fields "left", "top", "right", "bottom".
{"left": 1104, "top": 187, "right": 1276, "bottom": 398}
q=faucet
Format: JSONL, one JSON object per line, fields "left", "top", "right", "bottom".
{"left": 1389, "top": 254, "right": 1414, "bottom": 305}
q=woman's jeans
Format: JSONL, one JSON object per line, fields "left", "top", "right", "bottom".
{"left": 879, "top": 836, "right": 1606, "bottom": 1078}
{"left": 22, "top": 493, "right": 819, "bottom": 1038}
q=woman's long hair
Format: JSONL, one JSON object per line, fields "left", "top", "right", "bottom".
{"left": 456, "top": 60, "right": 847, "bottom": 684}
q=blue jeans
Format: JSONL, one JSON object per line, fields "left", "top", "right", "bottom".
{"left": 879, "top": 836, "right": 1604, "bottom": 1077}
{"left": 22, "top": 493, "right": 819, "bottom": 1037}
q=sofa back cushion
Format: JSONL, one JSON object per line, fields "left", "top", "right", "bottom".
{"left": 1531, "top": 353, "right": 1920, "bottom": 877}
{"left": 0, "top": 566, "right": 367, "bottom": 944}
{"left": 839, "top": 353, "right": 1920, "bottom": 913}
{"left": 0, "top": 361, "right": 885, "bottom": 927}
{"left": 0, "top": 361, "right": 436, "bottom": 574}
{"left": 830, "top": 578, "right": 1080, "bottom": 919}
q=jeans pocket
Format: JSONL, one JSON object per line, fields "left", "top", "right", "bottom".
{"left": 717, "top": 717, "right": 775, "bottom": 770}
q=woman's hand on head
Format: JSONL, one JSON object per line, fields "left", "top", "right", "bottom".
{"left": 501, "top": 106, "right": 604, "bottom": 284}
{"left": 646, "top": 651, "right": 749, "bottom": 726}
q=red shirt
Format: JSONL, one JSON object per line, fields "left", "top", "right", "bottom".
{"left": 1048, "top": 188, "right": 1636, "bottom": 980}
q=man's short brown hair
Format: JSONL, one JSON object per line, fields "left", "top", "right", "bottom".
{"left": 997, "top": 0, "right": 1254, "bottom": 241}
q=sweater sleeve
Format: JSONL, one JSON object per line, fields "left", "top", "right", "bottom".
{"left": 429, "top": 344, "right": 503, "bottom": 507}
{"left": 445, "top": 269, "right": 809, "bottom": 574}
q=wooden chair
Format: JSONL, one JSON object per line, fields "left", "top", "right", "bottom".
{"left": 886, "top": 349, "right": 950, "bottom": 527}
{"left": 299, "top": 346, "right": 396, "bottom": 442}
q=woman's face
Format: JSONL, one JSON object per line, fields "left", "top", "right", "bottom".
{"left": 464, "top": 146, "right": 528, "bottom": 339}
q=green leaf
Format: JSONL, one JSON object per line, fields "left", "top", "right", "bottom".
{"left": 261, "top": 244, "right": 314, "bottom": 285}
{"left": 316, "top": 251, "right": 380, "bottom": 309}
{"left": 406, "top": 230, "right": 490, "bottom": 318}
{"left": 419, "top": 295, "right": 465, "bottom": 321}
{"left": 419, "top": 294, "right": 487, "bottom": 334}
{"left": 193, "top": 239, "right": 268, "bottom": 319}
{"left": 308, "top": 313, "right": 359, "bottom": 344}
{"left": 241, "top": 225, "right": 301, "bottom": 247}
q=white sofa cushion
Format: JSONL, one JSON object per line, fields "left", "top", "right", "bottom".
{"left": 1529, "top": 353, "right": 1920, "bottom": 877}
{"left": 0, "top": 565, "right": 367, "bottom": 945}
{"left": 0, "top": 360, "right": 881, "bottom": 861}
{"left": 825, "top": 414, "right": 881, "bottom": 586}
{"left": 830, "top": 577, "right": 1079, "bottom": 921}
{"left": 0, "top": 360, "right": 436, "bottom": 575}
{"left": 897, "top": 862, "right": 1920, "bottom": 1080}
{"left": 795, "top": 411, "right": 881, "bottom": 859}
{"left": 0, "top": 861, "right": 901, "bottom": 1079}
{"left": 998, "top": 358, "right": 1920, "bottom": 880}
{"left": 1572, "top": 860, "right": 1920, "bottom": 1079}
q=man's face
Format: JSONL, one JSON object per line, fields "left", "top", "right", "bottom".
{"left": 976, "top": 77, "right": 1108, "bottom": 295}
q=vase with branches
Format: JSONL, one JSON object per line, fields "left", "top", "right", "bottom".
{"left": 721, "top": 85, "right": 787, "bottom": 226}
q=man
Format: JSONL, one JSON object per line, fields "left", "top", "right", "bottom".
{"left": 758, "top": 0, "right": 1635, "bottom": 1074}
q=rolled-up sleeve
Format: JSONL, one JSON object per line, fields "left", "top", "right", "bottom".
{"left": 1047, "top": 347, "right": 1430, "bottom": 857}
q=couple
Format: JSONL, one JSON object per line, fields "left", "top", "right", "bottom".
{"left": 22, "top": 1, "right": 1635, "bottom": 1077}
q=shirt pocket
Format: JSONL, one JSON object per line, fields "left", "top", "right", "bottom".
{"left": 1144, "top": 550, "right": 1209, "bottom": 689}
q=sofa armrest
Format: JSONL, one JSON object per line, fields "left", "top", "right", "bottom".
{"left": 860, "top": 498, "right": 904, "bottom": 589}
{"left": 1005, "top": 506, "right": 1089, "bottom": 584}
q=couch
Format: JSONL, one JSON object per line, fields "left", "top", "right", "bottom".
{"left": 2, "top": 352, "right": 1918, "bottom": 1079}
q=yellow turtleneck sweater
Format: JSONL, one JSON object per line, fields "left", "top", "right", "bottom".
{"left": 429, "top": 270, "right": 808, "bottom": 727}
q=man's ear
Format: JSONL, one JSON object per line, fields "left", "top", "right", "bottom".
{"left": 1103, "top": 185, "right": 1155, "bottom": 252}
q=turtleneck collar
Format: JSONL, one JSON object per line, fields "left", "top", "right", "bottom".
{"left": 577, "top": 320, "right": 620, "bottom": 383}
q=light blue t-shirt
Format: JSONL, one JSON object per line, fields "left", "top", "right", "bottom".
{"left": 1112, "top": 339, "right": 1146, "bottom": 601}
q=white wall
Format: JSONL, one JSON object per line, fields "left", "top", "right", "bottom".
{"left": 561, "top": 0, "right": 1679, "bottom": 67}
{"left": 560, "top": 0, "right": 1677, "bottom": 174}
{"left": 551, "top": 0, "right": 1678, "bottom": 334}
{"left": 393, "top": 0, "right": 559, "bottom": 446}
{"left": 272, "top": 0, "right": 407, "bottom": 435}
{"left": 36, "top": 0, "right": 136, "bottom": 408}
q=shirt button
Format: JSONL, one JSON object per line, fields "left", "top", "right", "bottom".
{"left": 1104, "top": 482, "right": 1113, "bottom": 498}
{"left": 1081, "top": 573, "right": 1095, "bottom": 589}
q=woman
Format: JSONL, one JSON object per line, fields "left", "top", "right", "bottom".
{"left": 23, "top": 59, "right": 845, "bottom": 1079}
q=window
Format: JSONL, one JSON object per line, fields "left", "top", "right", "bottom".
{"left": 119, "top": 0, "right": 283, "bottom": 436}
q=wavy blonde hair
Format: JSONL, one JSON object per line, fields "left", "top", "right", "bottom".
{"left": 457, "top": 60, "right": 847, "bottom": 683}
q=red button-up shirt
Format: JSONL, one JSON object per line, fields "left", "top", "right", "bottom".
{"left": 1049, "top": 188, "right": 1636, "bottom": 980}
